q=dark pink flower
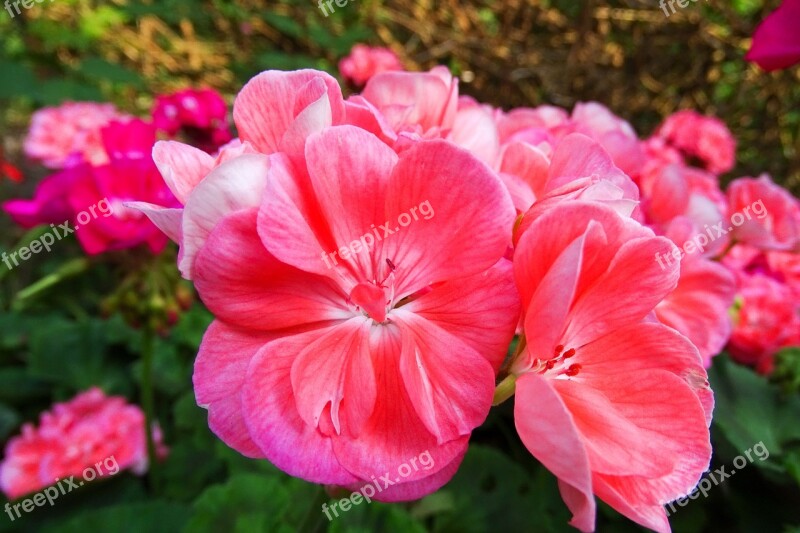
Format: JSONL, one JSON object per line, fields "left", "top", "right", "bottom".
{"left": 153, "top": 88, "right": 233, "bottom": 152}
{"left": 746, "top": 0, "right": 800, "bottom": 71}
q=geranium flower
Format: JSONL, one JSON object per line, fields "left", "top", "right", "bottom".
{"left": 339, "top": 45, "right": 403, "bottom": 86}
{"left": 186, "top": 125, "right": 519, "bottom": 500}
{"left": 23, "top": 102, "right": 127, "bottom": 169}
{"left": 509, "top": 202, "right": 713, "bottom": 533}
{"left": 0, "top": 388, "right": 167, "bottom": 500}
{"left": 745, "top": 0, "right": 800, "bottom": 71}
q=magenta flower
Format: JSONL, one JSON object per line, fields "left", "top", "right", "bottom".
{"left": 153, "top": 88, "right": 233, "bottom": 153}
{"left": 746, "top": 0, "right": 800, "bottom": 71}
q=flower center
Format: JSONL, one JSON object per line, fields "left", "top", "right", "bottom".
{"left": 533, "top": 344, "right": 582, "bottom": 378}
{"left": 348, "top": 258, "right": 396, "bottom": 323}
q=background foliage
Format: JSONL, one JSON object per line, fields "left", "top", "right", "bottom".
{"left": 1, "top": 1, "right": 799, "bottom": 532}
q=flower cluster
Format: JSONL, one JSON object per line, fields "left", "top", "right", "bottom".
{"left": 127, "top": 58, "right": 796, "bottom": 533}
{"left": 3, "top": 88, "right": 233, "bottom": 255}
{"left": 0, "top": 388, "right": 167, "bottom": 500}
{"left": 5, "top": 49, "right": 798, "bottom": 532}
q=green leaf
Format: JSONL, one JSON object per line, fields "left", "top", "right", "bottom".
{"left": 75, "top": 57, "right": 144, "bottom": 88}
{"left": 185, "top": 473, "right": 318, "bottom": 532}
{"left": 0, "top": 60, "right": 37, "bottom": 99}
{"left": 49, "top": 501, "right": 190, "bottom": 533}
{"left": 709, "top": 356, "right": 800, "bottom": 469}
{"left": 0, "top": 403, "right": 19, "bottom": 441}
{"left": 427, "top": 445, "right": 571, "bottom": 532}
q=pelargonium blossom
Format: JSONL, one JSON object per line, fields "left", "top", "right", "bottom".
{"left": 510, "top": 201, "right": 713, "bottom": 533}
{"left": 152, "top": 88, "right": 233, "bottom": 153}
{"left": 745, "top": 0, "right": 800, "bottom": 71}
{"left": 187, "top": 125, "right": 519, "bottom": 500}
{"left": 0, "top": 388, "right": 167, "bottom": 500}
{"left": 23, "top": 102, "right": 128, "bottom": 169}
{"left": 339, "top": 44, "right": 404, "bottom": 86}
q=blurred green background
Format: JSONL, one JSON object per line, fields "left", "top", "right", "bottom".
{"left": 1, "top": 1, "right": 799, "bottom": 532}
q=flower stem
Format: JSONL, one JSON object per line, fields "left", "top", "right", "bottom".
{"left": 493, "top": 374, "right": 517, "bottom": 406}
{"left": 141, "top": 326, "right": 159, "bottom": 493}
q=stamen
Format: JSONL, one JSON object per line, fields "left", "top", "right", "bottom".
{"left": 564, "top": 364, "right": 582, "bottom": 377}
{"left": 554, "top": 344, "right": 564, "bottom": 355}
{"left": 563, "top": 348, "right": 576, "bottom": 359}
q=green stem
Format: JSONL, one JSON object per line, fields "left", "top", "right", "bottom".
{"left": 141, "top": 326, "right": 159, "bottom": 494}
{"left": 11, "top": 257, "right": 90, "bottom": 310}
{"left": 493, "top": 374, "right": 517, "bottom": 406}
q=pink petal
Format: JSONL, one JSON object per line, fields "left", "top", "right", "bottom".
{"left": 290, "top": 317, "right": 376, "bottom": 437}
{"left": 448, "top": 105, "right": 500, "bottom": 165}
{"left": 383, "top": 140, "right": 515, "bottom": 296}
{"left": 233, "top": 70, "right": 344, "bottom": 153}
{"left": 745, "top": 0, "right": 800, "bottom": 71}
{"left": 330, "top": 326, "right": 469, "bottom": 486}
{"left": 242, "top": 330, "right": 359, "bottom": 485}
{"left": 301, "top": 126, "right": 398, "bottom": 276}
{"left": 124, "top": 201, "right": 183, "bottom": 243}
{"left": 152, "top": 141, "right": 214, "bottom": 204}
{"left": 578, "top": 322, "right": 714, "bottom": 425}
{"left": 181, "top": 153, "right": 270, "bottom": 278}
{"left": 258, "top": 153, "right": 338, "bottom": 277}
{"left": 404, "top": 259, "right": 520, "bottom": 371}
{"left": 655, "top": 257, "right": 736, "bottom": 366}
{"left": 515, "top": 373, "right": 595, "bottom": 532}
{"left": 393, "top": 310, "right": 496, "bottom": 444}
{"left": 194, "top": 208, "right": 351, "bottom": 330}
{"left": 193, "top": 321, "right": 275, "bottom": 458}
{"left": 563, "top": 235, "right": 680, "bottom": 348}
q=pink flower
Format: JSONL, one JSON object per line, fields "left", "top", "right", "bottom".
{"left": 0, "top": 388, "right": 167, "bottom": 500}
{"left": 568, "top": 102, "right": 645, "bottom": 178}
{"left": 187, "top": 125, "right": 518, "bottom": 500}
{"left": 655, "top": 256, "right": 736, "bottom": 366}
{"left": 722, "top": 244, "right": 800, "bottom": 372}
{"left": 727, "top": 271, "right": 800, "bottom": 372}
{"left": 6, "top": 119, "right": 178, "bottom": 255}
{"left": 638, "top": 152, "right": 730, "bottom": 257}
{"left": 23, "top": 102, "right": 127, "bottom": 169}
{"left": 360, "top": 67, "right": 459, "bottom": 136}
{"left": 655, "top": 110, "right": 736, "bottom": 175}
{"left": 505, "top": 134, "right": 638, "bottom": 224}
{"left": 727, "top": 174, "right": 800, "bottom": 252}
{"left": 339, "top": 45, "right": 403, "bottom": 86}
{"left": 511, "top": 202, "right": 712, "bottom": 533}
{"left": 495, "top": 105, "right": 569, "bottom": 146}
{"left": 745, "top": 0, "right": 800, "bottom": 71}
{"left": 153, "top": 88, "right": 233, "bottom": 152}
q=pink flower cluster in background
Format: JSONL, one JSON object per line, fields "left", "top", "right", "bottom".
{"left": 0, "top": 388, "right": 167, "bottom": 500}
{"left": 3, "top": 88, "right": 232, "bottom": 255}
